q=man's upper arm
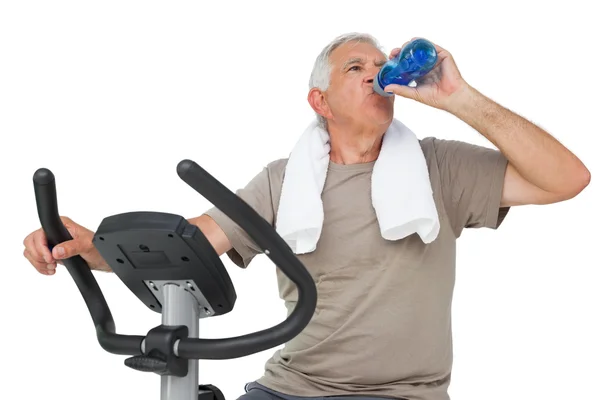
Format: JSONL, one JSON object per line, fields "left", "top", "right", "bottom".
{"left": 433, "top": 138, "right": 510, "bottom": 237}
{"left": 199, "top": 166, "right": 275, "bottom": 268}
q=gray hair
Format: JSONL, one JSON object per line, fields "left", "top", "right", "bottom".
{"left": 309, "top": 32, "right": 383, "bottom": 129}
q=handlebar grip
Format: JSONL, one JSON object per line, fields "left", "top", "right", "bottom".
{"left": 175, "top": 160, "right": 317, "bottom": 359}
{"left": 32, "top": 169, "right": 72, "bottom": 247}
{"left": 33, "top": 168, "right": 143, "bottom": 355}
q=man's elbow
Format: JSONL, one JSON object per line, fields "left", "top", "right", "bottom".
{"left": 560, "top": 165, "right": 591, "bottom": 200}
{"left": 572, "top": 164, "right": 591, "bottom": 194}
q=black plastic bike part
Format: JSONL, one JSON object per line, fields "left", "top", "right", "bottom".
{"left": 92, "top": 211, "right": 236, "bottom": 317}
{"left": 32, "top": 168, "right": 145, "bottom": 356}
{"left": 32, "top": 160, "right": 318, "bottom": 360}
{"left": 175, "top": 159, "right": 317, "bottom": 359}
{"left": 198, "top": 384, "right": 225, "bottom": 400}
{"left": 124, "top": 325, "right": 189, "bottom": 376}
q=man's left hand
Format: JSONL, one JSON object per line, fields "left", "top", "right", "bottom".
{"left": 384, "top": 38, "right": 469, "bottom": 111}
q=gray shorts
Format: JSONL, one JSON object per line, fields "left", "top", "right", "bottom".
{"left": 238, "top": 381, "right": 402, "bottom": 400}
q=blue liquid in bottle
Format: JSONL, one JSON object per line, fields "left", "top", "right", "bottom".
{"left": 373, "top": 38, "right": 438, "bottom": 97}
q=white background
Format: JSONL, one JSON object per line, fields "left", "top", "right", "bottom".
{"left": 1, "top": 1, "right": 598, "bottom": 399}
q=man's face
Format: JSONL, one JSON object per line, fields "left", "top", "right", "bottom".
{"left": 321, "top": 40, "right": 395, "bottom": 129}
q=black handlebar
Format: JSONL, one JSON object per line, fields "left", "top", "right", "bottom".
{"left": 33, "top": 168, "right": 145, "bottom": 355}
{"left": 32, "top": 160, "right": 317, "bottom": 359}
{"left": 175, "top": 160, "right": 318, "bottom": 358}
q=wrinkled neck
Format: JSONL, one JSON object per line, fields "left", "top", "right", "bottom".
{"left": 327, "top": 123, "right": 385, "bottom": 165}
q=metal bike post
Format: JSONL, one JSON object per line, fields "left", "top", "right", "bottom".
{"left": 161, "top": 283, "right": 199, "bottom": 400}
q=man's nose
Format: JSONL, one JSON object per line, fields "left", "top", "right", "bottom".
{"left": 364, "top": 66, "right": 379, "bottom": 84}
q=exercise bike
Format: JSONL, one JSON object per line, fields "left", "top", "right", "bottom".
{"left": 32, "top": 159, "right": 317, "bottom": 400}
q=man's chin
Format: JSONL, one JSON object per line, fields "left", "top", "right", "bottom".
{"left": 371, "top": 108, "right": 394, "bottom": 125}
{"left": 361, "top": 114, "right": 393, "bottom": 130}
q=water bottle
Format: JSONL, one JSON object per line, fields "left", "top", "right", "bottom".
{"left": 373, "top": 38, "right": 438, "bottom": 97}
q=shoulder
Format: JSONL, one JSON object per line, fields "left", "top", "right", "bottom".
{"left": 242, "top": 158, "right": 288, "bottom": 200}
{"left": 417, "top": 136, "right": 447, "bottom": 174}
{"left": 265, "top": 157, "right": 289, "bottom": 172}
{"left": 418, "top": 136, "right": 457, "bottom": 162}
{"left": 418, "top": 136, "right": 464, "bottom": 158}
{"left": 243, "top": 158, "right": 288, "bottom": 186}
{"left": 248, "top": 158, "right": 288, "bottom": 219}
{"left": 263, "top": 157, "right": 289, "bottom": 185}
{"left": 418, "top": 136, "right": 504, "bottom": 168}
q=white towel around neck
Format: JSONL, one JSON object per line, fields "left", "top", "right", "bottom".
{"left": 275, "top": 118, "right": 440, "bottom": 254}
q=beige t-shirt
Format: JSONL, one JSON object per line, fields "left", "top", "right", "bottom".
{"left": 204, "top": 137, "right": 510, "bottom": 400}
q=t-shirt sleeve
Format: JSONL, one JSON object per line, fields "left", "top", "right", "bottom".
{"left": 203, "top": 166, "right": 275, "bottom": 268}
{"left": 432, "top": 138, "right": 510, "bottom": 238}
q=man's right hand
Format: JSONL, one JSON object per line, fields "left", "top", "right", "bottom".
{"left": 23, "top": 216, "right": 111, "bottom": 275}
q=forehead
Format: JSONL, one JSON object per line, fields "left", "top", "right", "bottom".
{"left": 329, "top": 40, "right": 387, "bottom": 67}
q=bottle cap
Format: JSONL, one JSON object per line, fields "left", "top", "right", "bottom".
{"left": 373, "top": 75, "right": 393, "bottom": 97}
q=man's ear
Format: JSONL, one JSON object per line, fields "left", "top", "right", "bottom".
{"left": 307, "top": 88, "right": 332, "bottom": 120}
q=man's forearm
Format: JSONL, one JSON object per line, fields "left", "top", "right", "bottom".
{"left": 446, "top": 85, "right": 590, "bottom": 195}
{"left": 187, "top": 214, "right": 233, "bottom": 256}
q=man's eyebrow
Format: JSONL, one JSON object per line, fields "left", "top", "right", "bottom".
{"left": 342, "top": 57, "right": 387, "bottom": 69}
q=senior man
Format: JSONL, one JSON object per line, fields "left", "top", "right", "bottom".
{"left": 23, "top": 33, "right": 590, "bottom": 400}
